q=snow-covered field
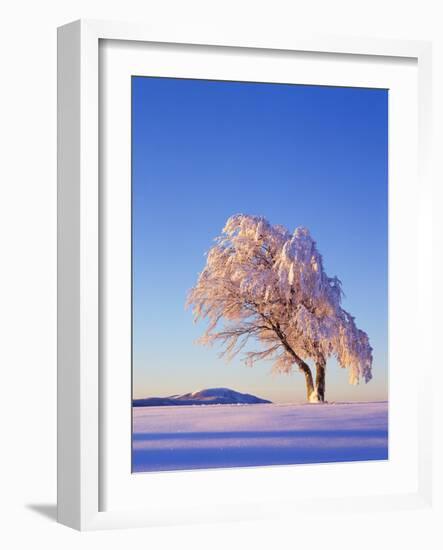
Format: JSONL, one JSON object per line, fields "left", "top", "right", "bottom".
{"left": 132, "top": 401, "right": 388, "bottom": 472}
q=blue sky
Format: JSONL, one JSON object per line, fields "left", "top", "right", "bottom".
{"left": 132, "top": 76, "right": 388, "bottom": 403}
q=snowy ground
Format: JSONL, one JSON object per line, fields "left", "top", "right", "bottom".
{"left": 132, "top": 401, "right": 388, "bottom": 473}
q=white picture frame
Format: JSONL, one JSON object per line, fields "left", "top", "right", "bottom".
{"left": 57, "top": 19, "right": 434, "bottom": 531}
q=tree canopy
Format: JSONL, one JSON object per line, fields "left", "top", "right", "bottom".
{"left": 187, "top": 214, "right": 372, "bottom": 402}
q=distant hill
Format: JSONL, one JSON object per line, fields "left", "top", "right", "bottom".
{"left": 133, "top": 387, "right": 272, "bottom": 407}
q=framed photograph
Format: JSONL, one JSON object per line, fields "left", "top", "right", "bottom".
{"left": 57, "top": 19, "right": 433, "bottom": 530}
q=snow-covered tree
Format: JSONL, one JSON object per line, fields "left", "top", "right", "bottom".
{"left": 187, "top": 214, "right": 373, "bottom": 402}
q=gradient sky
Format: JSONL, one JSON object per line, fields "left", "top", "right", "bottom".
{"left": 132, "top": 76, "right": 388, "bottom": 403}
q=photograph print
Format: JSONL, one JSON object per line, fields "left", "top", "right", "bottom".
{"left": 131, "top": 76, "right": 388, "bottom": 473}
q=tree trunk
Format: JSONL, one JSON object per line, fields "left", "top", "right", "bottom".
{"left": 315, "top": 360, "right": 326, "bottom": 403}
{"left": 298, "top": 363, "right": 315, "bottom": 402}
{"left": 265, "top": 320, "right": 317, "bottom": 402}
